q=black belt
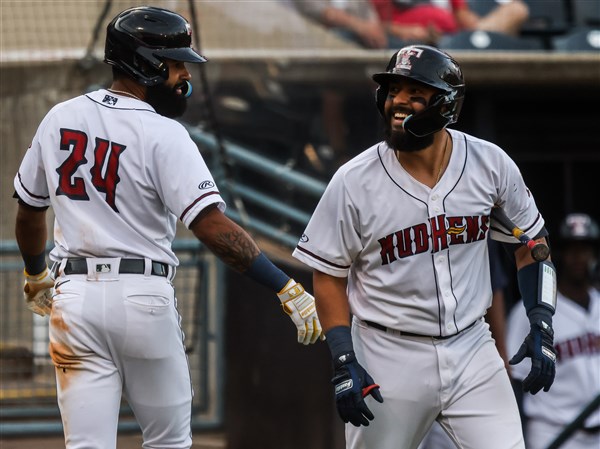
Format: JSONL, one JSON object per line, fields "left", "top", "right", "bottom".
{"left": 56, "top": 258, "right": 169, "bottom": 277}
{"left": 363, "top": 319, "right": 477, "bottom": 340}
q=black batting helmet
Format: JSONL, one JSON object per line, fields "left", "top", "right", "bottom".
{"left": 559, "top": 213, "right": 600, "bottom": 243}
{"left": 372, "top": 45, "right": 465, "bottom": 137}
{"left": 104, "top": 6, "right": 207, "bottom": 86}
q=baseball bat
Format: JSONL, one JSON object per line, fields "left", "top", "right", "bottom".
{"left": 491, "top": 208, "right": 550, "bottom": 262}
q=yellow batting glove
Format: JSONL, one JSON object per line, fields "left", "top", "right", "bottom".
{"left": 23, "top": 267, "right": 54, "bottom": 317}
{"left": 277, "top": 279, "right": 323, "bottom": 345}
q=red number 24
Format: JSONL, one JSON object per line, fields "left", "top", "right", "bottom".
{"left": 55, "top": 128, "right": 126, "bottom": 212}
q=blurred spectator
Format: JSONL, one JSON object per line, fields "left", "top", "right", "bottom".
{"left": 291, "top": 0, "right": 388, "bottom": 48}
{"left": 417, "top": 238, "right": 512, "bottom": 449}
{"left": 288, "top": 0, "right": 388, "bottom": 176}
{"left": 371, "top": 0, "right": 529, "bottom": 46}
{"left": 507, "top": 213, "right": 600, "bottom": 449}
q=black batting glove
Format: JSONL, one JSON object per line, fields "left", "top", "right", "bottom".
{"left": 509, "top": 319, "right": 556, "bottom": 394}
{"left": 332, "top": 351, "right": 384, "bottom": 426}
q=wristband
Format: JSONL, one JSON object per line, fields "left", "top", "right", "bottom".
{"left": 517, "top": 260, "right": 557, "bottom": 315}
{"left": 326, "top": 326, "right": 354, "bottom": 360}
{"left": 244, "top": 252, "right": 290, "bottom": 293}
{"left": 22, "top": 251, "right": 47, "bottom": 277}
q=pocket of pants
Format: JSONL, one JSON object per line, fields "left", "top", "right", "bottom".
{"left": 122, "top": 282, "right": 180, "bottom": 358}
{"left": 124, "top": 293, "right": 171, "bottom": 309}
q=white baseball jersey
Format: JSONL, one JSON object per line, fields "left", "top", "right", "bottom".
{"left": 507, "top": 289, "right": 600, "bottom": 431}
{"left": 14, "top": 89, "right": 225, "bottom": 266}
{"left": 293, "top": 128, "right": 544, "bottom": 337}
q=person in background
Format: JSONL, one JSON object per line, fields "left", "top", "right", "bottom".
{"left": 292, "top": 0, "right": 388, "bottom": 48}
{"left": 372, "top": 0, "right": 529, "bottom": 46}
{"left": 289, "top": 0, "right": 388, "bottom": 173}
{"left": 507, "top": 213, "right": 600, "bottom": 449}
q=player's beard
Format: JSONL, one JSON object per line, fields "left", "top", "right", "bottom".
{"left": 383, "top": 118, "right": 434, "bottom": 153}
{"left": 146, "top": 82, "right": 187, "bottom": 118}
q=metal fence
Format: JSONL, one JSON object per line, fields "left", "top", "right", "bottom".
{"left": 0, "top": 240, "right": 226, "bottom": 436}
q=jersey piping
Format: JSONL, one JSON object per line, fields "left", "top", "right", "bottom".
{"left": 180, "top": 191, "right": 222, "bottom": 222}
{"left": 84, "top": 93, "right": 156, "bottom": 113}
{"left": 441, "top": 133, "right": 468, "bottom": 209}
{"left": 16, "top": 171, "right": 49, "bottom": 200}
{"left": 377, "top": 143, "right": 428, "bottom": 208}
{"left": 442, "top": 133, "right": 469, "bottom": 334}
{"left": 294, "top": 245, "right": 351, "bottom": 270}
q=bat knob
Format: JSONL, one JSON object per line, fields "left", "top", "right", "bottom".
{"left": 531, "top": 243, "right": 550, "bottom": 262}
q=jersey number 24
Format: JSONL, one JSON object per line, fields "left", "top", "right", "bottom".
{"left": 55, "top": 128, "right": 126, "bottom": 212}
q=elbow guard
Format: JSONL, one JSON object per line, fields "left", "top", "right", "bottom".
{"left": 517, "top": 260, "right": 557, "bottom": 324}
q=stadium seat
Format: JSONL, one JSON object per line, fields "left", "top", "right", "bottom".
{"left": 521, "top": 0, "right": 570, "bottom": 35}
{"left": 439, "top": 30, "right": 543, "bottom": 50}
{"left": 466, "top": 0, "right": 498, "bottom": 17}
{"left": 552, "top": 27, "right": 600, "bottom": 51}
{"left": 572, "top": 0, "right": 600, "bottom": 27}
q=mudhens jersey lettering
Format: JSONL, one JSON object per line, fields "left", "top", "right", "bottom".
{"left": 14, "top": 89, "right": 225, "bottom": 266}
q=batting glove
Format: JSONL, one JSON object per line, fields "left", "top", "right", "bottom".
{"left": 277, "top": 279, "right": 323, "bottom": 345}
{"left": 23, "top": 266, "right": 54, "bottom": 317}
{"left": 509, "top": 319, "right": 556, "bottom": 394}
{"left": 332, "top": 351, "right": 383, "bottom": 426}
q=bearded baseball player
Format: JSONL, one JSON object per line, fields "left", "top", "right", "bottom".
{"left": 14, "top": 7, "right": 321, "bottom": 449}
{"left": 293, "top": 45, "right": 557, "bottom": 449}
{"left": 508, "top": 213, "right": 600, "bottom": 449}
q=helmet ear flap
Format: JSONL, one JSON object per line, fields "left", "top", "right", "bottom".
{"left": 375, "top": 85, "right": 387, "bottom": 116}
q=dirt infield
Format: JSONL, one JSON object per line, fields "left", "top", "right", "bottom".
{"left": 0, "top": 431, "right": 226, "bottom": 448}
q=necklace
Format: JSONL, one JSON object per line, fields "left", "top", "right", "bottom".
{"left": 435, "top": 134, "right": 450, "bottom": 185}
{"left": 107, "top": 88, "right": 143, "bottom": 101}
{"left": 393, "top": 133, "right": 451, "bottom": 186}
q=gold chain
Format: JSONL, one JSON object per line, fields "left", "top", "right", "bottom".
{"left": 435, "top": 134, "right": 450, "bottom": 185}
{"left": 393, "top": 133, "right": 450, "bottom": 186}
{"left": 107, "top": 88, "right": 143, "bottom": 101}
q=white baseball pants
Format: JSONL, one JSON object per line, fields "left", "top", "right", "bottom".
{"left": 49, "top": 263, "right": 193, "bottom": 449}
{"left": 346, "top": 317, "right": 525, "bottom": 449}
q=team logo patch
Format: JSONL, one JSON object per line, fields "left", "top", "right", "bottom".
{"left": 300, "top": 234, "right": 309, "bottom": 243}
{"left": 394, "top": 47, "right": 423, "bottom": 72}
{"left": 102, "top": 95, "right": 118, "bottom": 106}
{"left": 447, "top": 225, "right": 466, "bottom": 235}
{"left": 335, "top": 379, "right": 353, "bottom": 395}
{"left": 198, "top": 180, "right": 215, "bottom": 189}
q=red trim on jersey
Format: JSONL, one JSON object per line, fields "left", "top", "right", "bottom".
{"left": 180, "top": 191, "right": 221, "bottom": 222}
{"left": 17, "top": 172, "right": 50, "bottom": 200}
{"left": 295, "top": 245, "right": 351, "bottom": 270}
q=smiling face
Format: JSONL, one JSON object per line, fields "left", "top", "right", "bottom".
{"left": 146, "top": 59, "right": 191, "bottom": 118}
{"left": 383, "top": 78, "right": 441, "bottom": 152}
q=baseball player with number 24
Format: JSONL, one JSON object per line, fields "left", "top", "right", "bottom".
{"left": 293, "top": 45, "right": 557, "bottom": 449}
{"left": 14, "top": 7, "right": 322, "bottom": 449}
